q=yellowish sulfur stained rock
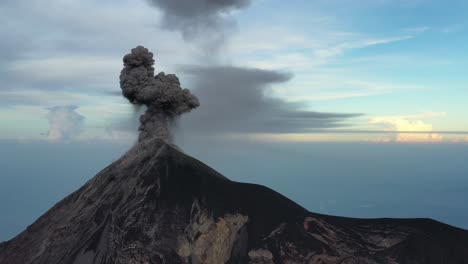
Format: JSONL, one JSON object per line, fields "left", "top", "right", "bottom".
{"left": 178, "top": 212, "right": 248, "bottom": 264}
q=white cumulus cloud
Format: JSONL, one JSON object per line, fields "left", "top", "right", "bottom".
{"left": 46, "top": 106, "right": 85, "bottom": 142}
{"left": 369, "top": 113, "right": 445, "bottom": 142}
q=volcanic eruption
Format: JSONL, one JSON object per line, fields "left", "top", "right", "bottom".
{"left": 1, "top": 47, "right": 468, "bottom": 264}
{"left": 119, "top": 46, "right": 199, "bottom": 142}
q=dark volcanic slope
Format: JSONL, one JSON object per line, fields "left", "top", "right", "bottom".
{"left": 1, "top": 139, "right": 467, "bottom": 264}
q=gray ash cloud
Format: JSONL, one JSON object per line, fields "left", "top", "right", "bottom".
{"left": 118, "top": 1, "right": 361, "bottom": 142}
{"left": 177, "top": 65, "right": 362, "bottom": 135}
{"left": 148, "top": 0, "right": 252, "bottom": 52}
{"left": 119, "top": 46, "right": 199, "bottom": 142}
{"left": 148, "top": 0, "right": 251, "bottom": 37}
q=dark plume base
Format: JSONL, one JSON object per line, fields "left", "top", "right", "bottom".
{"left": 1, "top": 139, "right": 467, "bottom": 264}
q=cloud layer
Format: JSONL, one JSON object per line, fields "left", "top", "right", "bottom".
{"left": 177, "top": 65, "right": 361, "bottom": 135}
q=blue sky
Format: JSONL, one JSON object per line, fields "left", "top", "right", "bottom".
{"left": 1, "top": 0, "right": 468, "bottom": 241}
{"left": 233, "top": 0, "right": 468, "bottom": 135}
{"left": 0, "top": 0, "right": 467, "bottom": 142}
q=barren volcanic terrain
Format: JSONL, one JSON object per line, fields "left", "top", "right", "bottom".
{"left": 1, "top": 139, "right": 467, "bottom": 264}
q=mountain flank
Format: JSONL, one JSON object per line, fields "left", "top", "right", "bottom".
{"left": 1, "top": 139, "right": 467, "bottom": 264}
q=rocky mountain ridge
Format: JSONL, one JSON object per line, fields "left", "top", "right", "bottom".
{"left": 1, "top": 138, "right": 467, "bottom": 264}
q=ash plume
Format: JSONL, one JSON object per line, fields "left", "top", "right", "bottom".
{"left": 148, "top": 0, "right": 251, "bottom": 37}
{"left": 119, "top": 46, "right": 199, "bottom": 142}
{"left": 177, "top": 65, "right": 362, "bottom": 135}
{"left": 148, "top": 0, "right": 252, "bottom": 52}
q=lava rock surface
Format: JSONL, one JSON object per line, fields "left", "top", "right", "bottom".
{"left": 1, "top": 139, "right": 467, "bottom": 264}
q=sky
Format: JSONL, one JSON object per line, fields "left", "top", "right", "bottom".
{"left": 0, "top": 0, "right": 468, "bottom": 241}
{"left": 0, "top": 0, "right": 467, "bottom": 142}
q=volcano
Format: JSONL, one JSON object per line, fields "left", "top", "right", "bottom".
{"left": 1, "top": 139, "right": 467, "bottom": 264}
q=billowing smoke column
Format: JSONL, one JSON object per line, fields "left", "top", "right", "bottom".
{"left": 119, "top": 46, "right": 200, "bottom": 142}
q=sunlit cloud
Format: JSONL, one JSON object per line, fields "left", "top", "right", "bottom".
{"left": 370, "top": 117, "right": 433, "bottom": 131}
{"left": 369, "top": 113, "right": 445, "bottom": 143}
{"left": 242, "top": 133, "right": 367, "bottom": 142}
{"left": 202, "top": 130, "right": 468, "bottom": 144}
{"left": 395, "top": 133, "right": 443, "bottom": 143}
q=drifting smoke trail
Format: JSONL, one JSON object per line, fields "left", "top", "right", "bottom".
{"left": 148, "top": 0, "right": 252, "bottom": 56}
{"left": 119, "top": 46, "right": 200, "bottom": 142}
{"left": 148, "top": 0, "right": 251, "bottom": 39}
